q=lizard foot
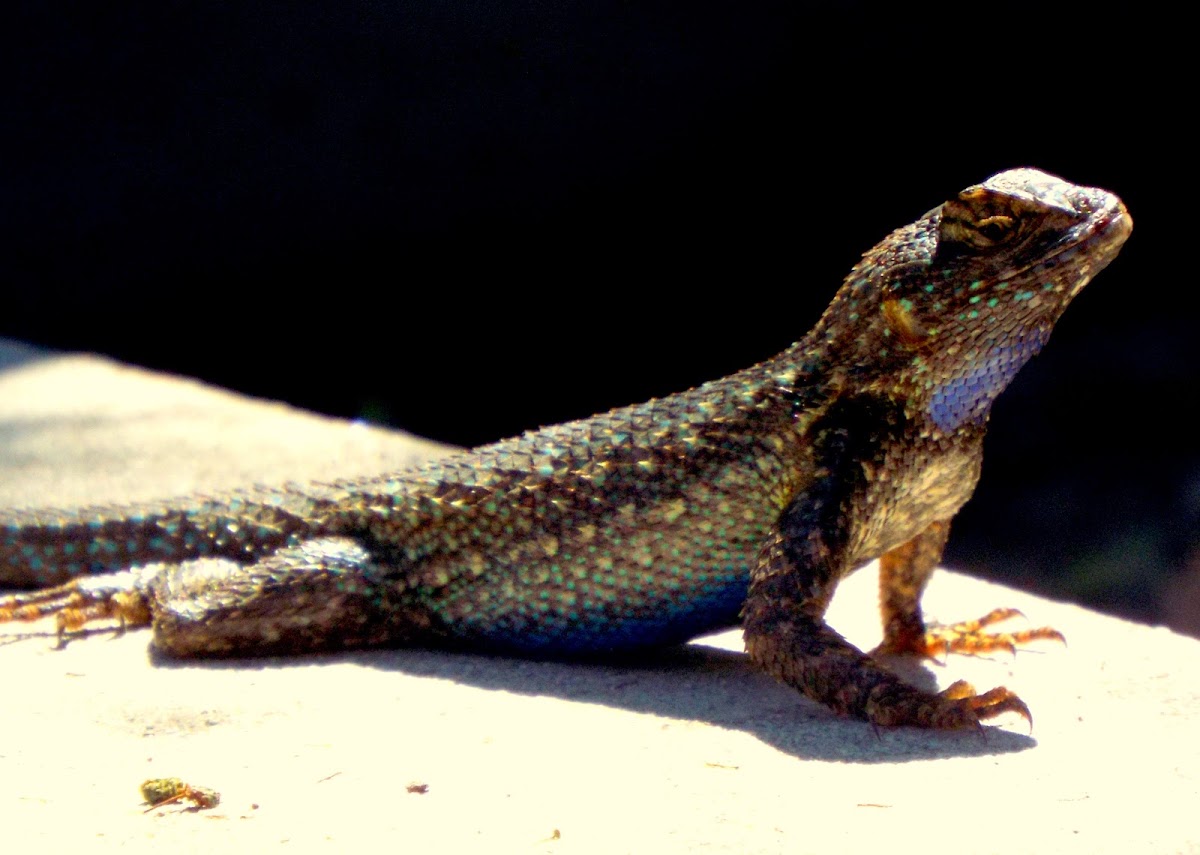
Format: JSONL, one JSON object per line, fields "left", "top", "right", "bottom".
{"left": 866, "top": 678, "right": 1032, "bottom": 730}
{"left": 744, "top": 606, "right": 1037, "bottom": 730}
{"left": 878, "top": 607, "right": 1065, "bottom": 661}
{"left": 0, "top": 574, "right": 151, "bottom": 645}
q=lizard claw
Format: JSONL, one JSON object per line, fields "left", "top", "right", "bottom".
{"left": 882, "top": 607, "right": 1066, "bottom": 661}
{"left": 865, "top": 678, "right": 1033, "bottom": 731}
{"left": 941, "top": 679, "right": 1033, "bottom": 731}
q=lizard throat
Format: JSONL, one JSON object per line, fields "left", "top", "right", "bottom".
{"left": 926, "top": 326, "right": 1051, "bottom": 432}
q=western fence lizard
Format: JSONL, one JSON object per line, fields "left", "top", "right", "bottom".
{"left": 0, "top": 169, "right": 1131, "bottom": 729}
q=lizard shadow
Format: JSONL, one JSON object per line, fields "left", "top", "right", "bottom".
{"left": 153, "top": 635, "right": 1036, "bottom": 762}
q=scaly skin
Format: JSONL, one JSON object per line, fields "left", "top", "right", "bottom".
{"left": 0, "top": 169, "right": 1131, "bottom": 729}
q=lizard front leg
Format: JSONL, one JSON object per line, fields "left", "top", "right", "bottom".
{"left": 742, "top": 498, "right": 1031, "bottom": 729}
{"left": 875, "top": 520, "right": 1064, "bottom": 660}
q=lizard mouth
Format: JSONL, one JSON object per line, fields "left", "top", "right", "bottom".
{"left": 1070, "top": 199, "right": 1133, "bottom": 288}
{"left": 1010, "top": 195, "right": 1132, "bottom": 301}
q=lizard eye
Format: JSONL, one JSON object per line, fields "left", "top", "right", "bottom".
{"left": 974, "top": 215, "right": 1016, "bottom": 245}
{"left": 937, "top": 189, "right": 1032, "bottom": 254}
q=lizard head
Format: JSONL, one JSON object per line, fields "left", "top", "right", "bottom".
{"left": 812, "top": 168, "right": 1132, "bottom": 432}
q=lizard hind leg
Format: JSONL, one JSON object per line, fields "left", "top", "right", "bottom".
{"left": 147, "top": 537, "right": 437, "bottom": 658}
{"left": 0, "top": 571, "right": 152, "bottom": 644}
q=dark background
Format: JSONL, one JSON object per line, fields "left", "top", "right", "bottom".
{"left": 4, "top": 3, "right": 1196, "bottom": 635}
